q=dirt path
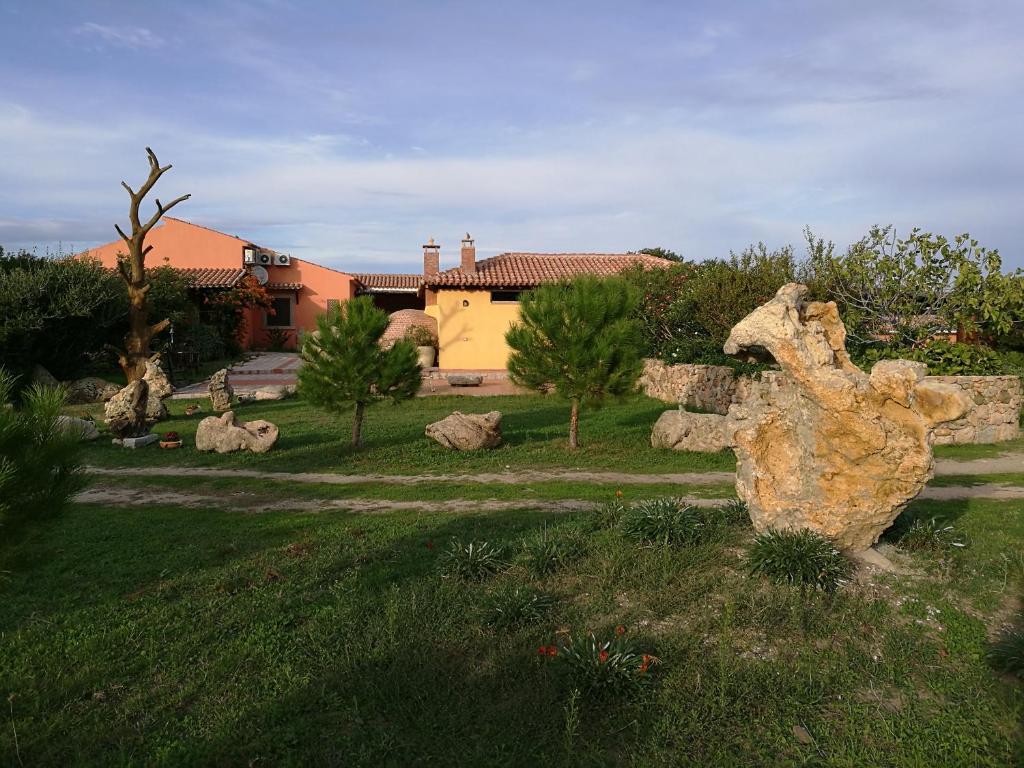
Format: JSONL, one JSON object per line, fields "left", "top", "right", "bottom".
{"left": 934, "top": 456, "right": 1023, "bottom": 475}
{"left": 85, "top": 466, "right": 735, "bottom": 486}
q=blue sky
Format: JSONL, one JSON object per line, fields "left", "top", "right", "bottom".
{"left": 1, "top": 0, "right": 1022, "bottom": 272}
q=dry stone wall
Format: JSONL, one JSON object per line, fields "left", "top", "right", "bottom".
{"left": 641, "top": 359, "right": 1022, "bottom": 445}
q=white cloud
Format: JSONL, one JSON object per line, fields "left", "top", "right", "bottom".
{"left": 74, "top": 22, "right": 165, "bottom": 51}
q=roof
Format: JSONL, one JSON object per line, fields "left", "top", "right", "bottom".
{"left": 354, "top": 273, "right": 422, "bottom": 293}
{"left": 166, "top": 267, "right": 246, "bottom": 289}
{"left": 422, "top": 252, "right": 672, "bottom": 289}
{"left": 266, "top": 281, "right": 303, "bottom": 291}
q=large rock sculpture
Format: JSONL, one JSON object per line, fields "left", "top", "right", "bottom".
{"left": 651, "top": 410, "right": 732, "bottom": 452}
{"left": 195, "top": 410, "right": 279, "bottom": 454}
{"left": 425, "top": 411, "right": 503, "bottom": 450}
{"left": 105, "top": 380, "right": 150, "bottom": 439}
{"left": 209, "top": 368, "right": 233, "bottom": 411}
{"left": 142, "top": 354, "right": 173, "bottom": 421}
{"left": 721, "top": 283, "right": 969, "bottom": 552}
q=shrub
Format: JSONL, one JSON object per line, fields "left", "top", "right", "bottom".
{"left": 857, "top": 340, "right": 1006, "bottom": 376}
{"left": 483, "top": 586, "right": 556, "bottom": 629}
{"left": 897, "top": 517, "right": 966, "bottom": 552}
{"left": 986, "top": 623, "right": 1024, "bottom": 678}
{"left": 520, "top": 526, "right": 586, "bottom": 577}
{"left": 439, "top": 540, "right": 508, "bottom": 580}
{"left": 544, "top": 626, "right": 658, "bottom": 697}
{"left": 746, "top": 529, "right": 852, "bottom": 594}
{"left": 405, "top": 325, "right": 436, "bottom": 348}
{"left": 0, "top": 369, "right": 87, "bottom": 538}
{"left": 587, "top": 494, "right": 627, "bottom": 531}
{"left": 719, "top": 498, "right": 751, "bottom": 527}
{"left": 265, "top": 327, "right": 293, "bottom": 352}
{"left": 620, "top": 498, "right": 721, "bottom": 546}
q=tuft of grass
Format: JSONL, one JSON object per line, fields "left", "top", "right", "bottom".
{"left": 719, "top": 498, "right": 750, "bottom": 527}
{"left": 440, "top": 539, "right": 508, "bottom": 580}
{"left": 545, "top": 627, "right": 658, "bottom": 698}
{"left": 483, "top": 586, "right": 556, "bottom": 629}
{"left": 986, "top": 623, "right": 1024, "bottom": 678}
{"left": 520, "top": 526, "right": 587, "bottom": 577}
{"left": 620, "top": 498, "right": 726, "bottom": 546}
{"left": 587, "top": 497, "right": 628, "bottom": 531}
{"left": 897, "top": 517, "right": 967, "bottom": 552}
{"left": 746, "top": 528, "right": 853, "bottom": 594}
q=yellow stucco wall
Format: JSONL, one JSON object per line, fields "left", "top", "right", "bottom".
{"left": 424, "top": 289, "right": 522, "bottom": 369}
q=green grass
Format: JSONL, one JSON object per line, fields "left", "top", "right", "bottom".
{"left": 929, "top": 473, "right": 1024, "bottom": 487}
{"left": 2, "top": 496, "right": 1021, "bottom": 766}
{"left": 934, "top": 436, "right": 1024, "bottom": 460}
{"left": 72, "top": 394, "right": 736, "bottom": 475}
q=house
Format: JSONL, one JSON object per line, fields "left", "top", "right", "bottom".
{"left": 85, "top": 217, "right": 358, "bottom": 349}
{"left": 419, "top": 235, "right": 671, "bottom": 369}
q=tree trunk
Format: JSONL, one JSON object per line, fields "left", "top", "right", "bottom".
{"left": 351, "top": 401, "right": 366, "bottom": 448}
{"left": 568, "top": 397, "right": 580, "bottom": 449}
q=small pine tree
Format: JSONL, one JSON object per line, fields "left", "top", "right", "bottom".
{"left": 298, "top": 297, "right": 421, "bottom": 448}
{"left": 505, "top": 276, "right": 643, "bottom": 448}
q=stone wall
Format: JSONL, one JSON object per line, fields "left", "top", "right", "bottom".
{"left": 927, "top": 375, "right": 1021, "bottom": 445}
{"left": 638, "top": 359, "right": 737, "bottom": 414}
{"left": 641, "top": 359, "right": 1022, "bottom": 444}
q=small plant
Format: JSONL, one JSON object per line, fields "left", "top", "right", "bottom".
{"left": 746, "top": 528, "right": 853, "bottom": 594}
{"left": 542, "top": 626, "right": 658, "bottom": 697}
{"left": 483, "top": 586, "right": 556, "bottom": 629}
{"left": 719, "top": 498, "right": 750, "bottom": 527}
{"left": 587, "top": 492, "right": 626, "bottom": 531}
{"left": 986, "top": 622, "right": 1024, "bottom": 678}
{"left": 265, "top": 327, "right": 293, "bottom": 352}
{"left": 521, "top": 526, "right": 586, "bottom": 577}
{"left": 620, "top": 498, "right": 712, "bottom": 546}
{"left": 162, "top": 431, "right": 180, "bottom": 441}
{"left": 405, "top": 324, "right": 437, "bottom": 348}
{"left": 897, "top": 517, "right": 966, "bottom": 552}
{"left": 439, "top": 539, "right": 507, "bottom": 580}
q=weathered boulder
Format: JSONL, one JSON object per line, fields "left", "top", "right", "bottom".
{"left": 209, "top": 368, "right": 234, "bottom": 411}
{"left": 55, "top": 415, "right": 100, "bottom": 441}
{"left": 195, "top": 410, "right": 279, "bottom": 454}
{"left": 238, "top": 384, "right": 294, "bottom": 402}
{"left": 447, "top": 374, "right": 484, "bottom": 387}
{"left": 31, "top": 365, "right": 59, "bottom": 388}
{"left": 66, "top": 377, "right": 122, "bottom": 404}
{"left": 651, "top": 410, "right": 733, "bottom": 452}
{"left": 142, "top": 354, "right": 173, "bottom": 421}
{"left": 105, "top": 380, "right": 150, "bottom": 439}
{"left": 722, "top": 283, "right": 969, "bottom": 552}
{"left": 425, "top": 411, "right": 502, "bottom": 450}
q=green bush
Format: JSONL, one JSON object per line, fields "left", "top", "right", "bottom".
{"left": 439, "top": 540, "right": 508, "bottom": 581}
{"left": 856, "top": 340, "right": 1006, "bottom": 376}
{"left": 746, "top": 529, "right": 852, "bottom": 594}
{"left": 405, "top": 325, "right": 436, "bottom": 347}
{"left": 0, "top": 369, "right": 87, "bottom": 538}
{"left": 520, "top": 526, "right": 586, "bottom": 577}
{"left": 483, "top": 586, "right": 555, "bottom": 629}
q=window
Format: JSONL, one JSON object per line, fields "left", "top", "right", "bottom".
{"left": 490, "top": 290, "right": 521, "bottom": 303}
{"left": 266, "top": 296, "right": 293, "bottom": 327}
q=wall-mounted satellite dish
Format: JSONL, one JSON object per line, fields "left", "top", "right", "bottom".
{"left": 250, "top": 265, "right": 269, "bottom": 285}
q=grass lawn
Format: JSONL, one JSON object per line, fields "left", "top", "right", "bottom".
{"left": 73, "top": 394, "right": 735, "bottom": 475}
{"left": 2, "top": 495, "right": 1021, "bottom": 766}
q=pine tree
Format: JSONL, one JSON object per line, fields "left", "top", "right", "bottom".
{"left": 298, "top": 297, "right": 421, "bottom": 448}
{"left": 506, "top": 276, "right": 643, "bottom": 448}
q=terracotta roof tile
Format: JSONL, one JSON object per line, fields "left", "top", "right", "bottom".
{"left": 422, "top": 252, "right": 671, "bottom": 289}
{"left": 354, "top": 273, "right": 422, "bottom": 291}
{"left": 165, "top": 267, "right": 247, "bottom": 289}
{"left": 266, "top": 281, "right": 303, "bottom": 291}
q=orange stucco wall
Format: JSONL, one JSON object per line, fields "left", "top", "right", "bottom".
{"left": 85, "top": 217, "right": 356, "bottom": 349}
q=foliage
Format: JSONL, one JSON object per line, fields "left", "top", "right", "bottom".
{"left": 506, "top": 276, "right": 643, "bottom": 448}
{"left": 896, "top": 517, "right": 967, "bottom": 552}
{"left": 299, "top": 296, "right": 421, "bottom": 448}
{"left": 439, "top": 539, "right": 508, "bottom": 580}
{"left": 546, "top": 627, "right": 658, "bottom": 698}
{"left": 264, "top": 327, "right": 293, "bottom": 352}
{"left": 620, "top": 497, "right": 727, "bottom": 546}
{"left": 520, "top": 525, "right": 586, "bottom": 577}
{"left": 204, "top": 275, "right": 275, "bottom": 354}
{"left": 0, "top": 369, "right": 87, "bottom": 538}
{"left": 405, "top": 324, "right": 437, "bottom": 348}
{"left": 720, "top": 498, "right": 751, "bottom": 527}
{"left": 483, "top": 586, "right": 556, "bottom": 629}
{"left": 636, "top": 246, "right": 684, "bottom": 262}
{"left": 986, "top": 622, "right": 1024, "bottom": 678}
{"left": 746, "top": 529, "right": 852, "bottom": 594}
{"left": 855, "top": 339, "right": 1007, "bottom": 376}
{"left": 0, "top": 250, "right": 124, "bottom": 380}
{"left": 804, "top": 226, "right": 1024, "bottom": 353}
{"left": 588, "top": 494, "right": 628, "bottom": 530}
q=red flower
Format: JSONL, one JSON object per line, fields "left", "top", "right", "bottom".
{"left": 426, "top": 540, "right": 435, "bottom": 550}
{"left": 615, "top": 489, "right": 623, "bottom": 498}
{"left": 615, "top": 625, "right": 626, "bottom": 636}
{"left": 599, "top": 650, "right": 609, "bottom": 663}
{"left": 537, "top": 646, "right": 547, "bottom": 656}
{"left": 547, "top": 646, "right": 558, "bottom": 657}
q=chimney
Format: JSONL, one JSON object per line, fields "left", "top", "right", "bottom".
{"left": 460, "top": 233, "right": 476, "bottom": 274}
{"left": 423, "top": 237, "right": 440, "bottom": 276}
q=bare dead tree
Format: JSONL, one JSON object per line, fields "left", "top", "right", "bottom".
{"left": 112, "top": 147, "right": 190, "bottom": 382}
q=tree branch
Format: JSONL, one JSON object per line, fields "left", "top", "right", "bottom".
{"left": 142, "top": 193, "right": 191, "bottom": 234}
{"left": 114, "top": 223, "right": 132, "bottom": 247}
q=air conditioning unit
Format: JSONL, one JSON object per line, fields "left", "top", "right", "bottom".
{"left": 275, "top": 253, "right": 291, "bottom": 266}
{"left": 242, "top": 246, "right": 257, "bottom": 265}
{"left": 257, "top": 252, "right": 273, "bottom": 266}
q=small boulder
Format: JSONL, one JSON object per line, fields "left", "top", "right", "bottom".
{"left": 447, "top": 374, "right": 483, "bottom": 387}
{"left": 426, "top": 411, "right": 502, "bottom": 450}
{"left": 55, "top": 415, "right": 100, "bottom": 441}
{"left": 66, "top": 377, "right": 122, "bottom": 404}
{"left": 209, "top": 368, "right": 234, "bottom": 411}
{"left": 31, "top": 365, "right": 60, "bottom": 388}
{"left": 651, "top": 410, "right": 734, "bottom": 453}
{"left": 238, "top": 384, "right": 294, "bottom": 402}
{"left": 195, "top": 410, "right": 279, "bottom": 454}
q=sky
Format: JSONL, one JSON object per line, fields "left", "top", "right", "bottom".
{"left": 1, "top": 0, "right": 1022, "bottom": 273}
